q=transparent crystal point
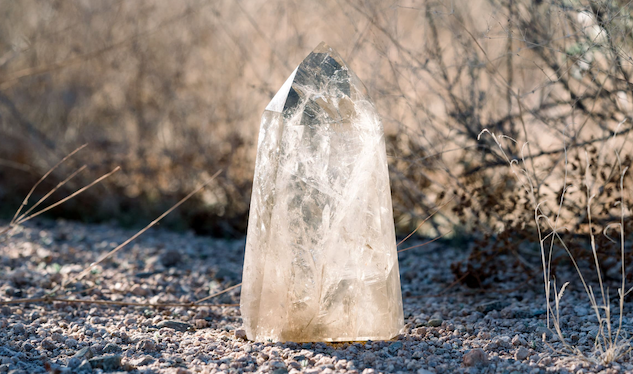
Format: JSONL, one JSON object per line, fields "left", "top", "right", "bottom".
{"left": 240, "top": 42, "right": 404, "bottom": 342}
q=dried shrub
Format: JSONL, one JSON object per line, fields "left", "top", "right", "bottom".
{"left": 0, "top": 0, "right": 632, "bottom": 280}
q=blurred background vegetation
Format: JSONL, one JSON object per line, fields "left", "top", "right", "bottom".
{"left": 1, "top": 0, "right": 633, "bottom": 286}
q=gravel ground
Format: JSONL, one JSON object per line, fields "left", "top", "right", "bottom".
{"left": 0, "top": 219, "right": 632, "bottom": 374}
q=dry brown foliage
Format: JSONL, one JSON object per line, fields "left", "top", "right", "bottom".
{"left": 1, "top": 0, "right": 633, "bottom": 287}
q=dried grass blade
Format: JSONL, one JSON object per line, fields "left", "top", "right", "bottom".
{"left": 15, "top": 165, "right": 87, "bottom": 224}
{"left": 16, "top": 166, "right": 121, "bottom": 225}
{"left": 58, "top": 169, "right": 222, "bottom": 291}
{"left": 11, "top": 143, "right": 87, "bottom": 225}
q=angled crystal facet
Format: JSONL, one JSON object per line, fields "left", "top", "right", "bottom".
{"left": 240, "top": 42, "right": 404, "bottom": 342}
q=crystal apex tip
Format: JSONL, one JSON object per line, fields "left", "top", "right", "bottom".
{"left": 312, "top": 41, "right": 333, "bottom": 54}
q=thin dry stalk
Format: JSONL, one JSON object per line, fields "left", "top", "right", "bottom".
{"left": 194, "top": 283, "right": 242, "bottom": 304}
{"left": 15, "top": 166, "right": 121, "bottom": 226}
{"left": 1, "top": 169, "right": 237, "bottom": 311}
{"left": 14, "top": 164, "right": 87, "bottom": 224}
{"left": 0, "top": 297, "right": 237, "bottom": 308}
{"left": 396, "top": 198, "right": 453, "bottom": 247}
{"left": 0, "top": 145, "right": 122, "bottom": 239}
{"left": 56, "top": 169, "right": 223, "bottom": 293}
{"left": 480, "top": 128, "right": 632, "bottom": 364}
{"left": 397, "top": 230, "right": 453, "bottom": 253}
{"left": 10, "top": 143, "right": 87, "bottom": 224}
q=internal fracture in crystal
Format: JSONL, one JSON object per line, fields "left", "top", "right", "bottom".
{"left": 240, "top": 42, "right": 404, "bottom": 342}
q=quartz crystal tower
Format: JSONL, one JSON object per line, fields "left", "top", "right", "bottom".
{"left": 241, "top": 42, "right": 403, "bottom": 342}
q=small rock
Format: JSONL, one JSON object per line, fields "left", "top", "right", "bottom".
{"left": 494, "top": 335, "right": 512, "bottom": 349}
{"left": 73, "top": 347, "right": 94, "bottom": 360}
{"left": 66, "top": 338, "right": 78, "bottom": 349}
{"left": 235, "top": 329, "right": 247, "bottom": 340}
{"left": 417, "top": 369, "right": 435, "bottom": 374}
{"left": 160, "top": 249, "right": 181, "bottom": 267}
{"left": 195, "top": 308, "right": 210, "bottom": 319}
{"left": 131, "top": 355, "right": 155, "bottom": 366}
{"left": 135, "top": 271, "right": 157, "bottom": 278}
{"left": 388, "top": 341, "right": 403, "bottom": 354}
{"left": 41, "top": 338, "right": 56, "bottom": 351}
{"left": 477, "top": 331, "right": 491, "bottom": 340}
{"left": 515, "top": 346, "right": 530, "bottom": 361}
{"left": 476, "top": 300, "right": 510, "bottom": 313}
{"left": 102, "top": 343, "right": 121, "bottom": 353}
{"left": 534, "top": 326, "right": 552, "bottom": 340}
{"left": 156, "top": 320, "right": 194, "bottom": 332}
{"left": 428, "top": 318, "right": 443, "bottom": 327}
{"left": 466, "top": 311, "right": 484, "bottom": 323}
{"left": 7, "top": 369, "right": 27, "bottom": 374}
{"left": 67, "top": 357, "right": 81, "bottom": 369}
{"left": 194, "top": 319, "right": 208, "bottom": 328}
{"left": 512, "top": 334, "right": 527, "bottom": 346}
{"left": 22, "top": 342, "right": 33, "bottom": 351}
{"left": 500, "top": 308, "right": 515, "bottom": 319}
{"left": 463, "top": 348, "right": 488, "bottom": 367}
{"left": 531, "top": 309, "right": 546, "bottom": 317}
{"left": 88, "top": 355, "right": 122, "bottom": 371}
{"left": 362, "top": 352, "right": 376, "bottom": 364}
{"left": 76, "top": 359, "right": 93, "bottom": 373}
{"left": 12, "top": 323, "right": 25, "bottom": 335}
{"left": 136, "top": 339, "right": 156, "bottom": 352}
{"left": 130, "top": 285, "right": 149, "bottom": 296}
{"left": 512, "top": 310, "right": 535, "bottom": 318}
{"left": 89, "top": 316, "right": 106, "bottom": 325}
{"left": 414, "top": 327, "right": 427, "bottom": 336}
{"left": 574, "top": 306, "right": 589, "bottom": 316}
{"left": 52, "top": 333, "right": 65, "bottom": 343}
{"left": 0, "top": 307, "right": 11, "bottom": 316}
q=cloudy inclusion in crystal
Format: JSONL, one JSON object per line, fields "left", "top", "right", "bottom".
{"left": 240, "top": 42, "right": 403, "bottom": 342}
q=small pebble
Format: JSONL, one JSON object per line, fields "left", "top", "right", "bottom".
{"left": 131, "top": 356, "right": 156, "bottom": 366}
{"left": 102, "top": 343, "right": 121, "bottom": 353}
{"left": 66, "top": 338, "right": 79, "bottom": 348}
{"left": 12, "top": 323, "right": 25, "bottom": 335}
{"left": 388, "top": 341, "right": 403, "bottom": 353}
{"left": 41, "top": 338, "right": 56, "bottom": 351}
{"left": 76, "top": 359, "right": 93, "bottom": 373}
{"left": 136, "top": 339, "right": 156, "bottom": 352}
{"left": 156, "top": 320, "right": 194, "bottom": 332}
{"left": 463, "top": 348, "right": 488, "bottom": 367}
{"left": 428, "top": 318, "right": 443, "bottom": 327}
{"left": 477, "top": 331, "right": 491, "bottom": 339}
{"left": 130, "top": 285, "right": 149, "bottom": 296}
{"left": 476, "top": 300, "right": 510, "bottom": 313}
{"left": 73, "top": 347, "right": 94, "bottom": 360}
{"left": 235, "top": 329, "right": 247, "bottom": 340}
{"left": 512, "top": 334, "right": 527, "bottom": 346}
{"left": 515, "top": 346, "right": 530, "bottom": 361}
{"left": 88, "top": 354, "right": 122, "bottom": 371}
{"left": 160, "top": 249, "right": 181, "bottom": 267}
